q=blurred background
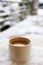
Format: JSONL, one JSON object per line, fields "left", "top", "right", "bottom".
{"left": 0, "top": 0, "right": 43, "bottom": 32}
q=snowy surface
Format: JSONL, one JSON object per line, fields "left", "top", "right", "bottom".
{"left": 0, "top": 15, "right": 43, "bottom": 65}
{"left": 0, "top": 15, "right": 43, "bottom": 38}
{"left": 0, "top": 34, "right": 43, "bottom": 65}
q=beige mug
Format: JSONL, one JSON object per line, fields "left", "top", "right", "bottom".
{"left": 9, "top": 37, "right": 31, "bottom": 62}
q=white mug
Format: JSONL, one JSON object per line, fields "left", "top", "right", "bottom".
{"left": 9, "top": 37, "right": 31, "bottom": 62}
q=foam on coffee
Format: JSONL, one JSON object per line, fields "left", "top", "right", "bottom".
{"left": 13, "top": 42, "right": 26, "bottom": 47}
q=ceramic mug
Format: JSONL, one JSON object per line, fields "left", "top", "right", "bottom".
{"left": 9, "top": 37, "right": 31, "bottom": 62}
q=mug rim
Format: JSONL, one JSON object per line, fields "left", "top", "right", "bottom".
{"left": 9, "top": 37, "right": 31, "bottom": 47}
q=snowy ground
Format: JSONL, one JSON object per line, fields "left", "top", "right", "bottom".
{"left": 0, "top": 15, "right": 43, "bottom": 38}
